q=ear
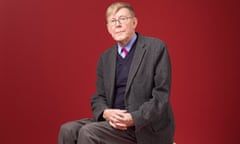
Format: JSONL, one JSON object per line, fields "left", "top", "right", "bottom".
{"left": 133, "top": 17, "right": 138, "bottom": 28}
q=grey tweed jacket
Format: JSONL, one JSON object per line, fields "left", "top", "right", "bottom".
{"left": 91, "top": 33, "right": 175, "bottom": 144}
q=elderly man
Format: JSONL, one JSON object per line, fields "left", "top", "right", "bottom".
{"left": 58, "top": 2, "right": 175, "bottom": 144}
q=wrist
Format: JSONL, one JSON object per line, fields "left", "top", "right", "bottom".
{"left": 103, "top": 109, "right": 108, "bottom": 120}
{"left": 126, "top": 113, "right": 134, "bottom": 126}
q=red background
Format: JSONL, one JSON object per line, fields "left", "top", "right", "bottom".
{"left": 0, "top": 0, "right": 239, "bottom": 143}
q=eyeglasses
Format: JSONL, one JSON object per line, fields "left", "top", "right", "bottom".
{"left": 108, "top": 16, "right": 133, "bottom": 26}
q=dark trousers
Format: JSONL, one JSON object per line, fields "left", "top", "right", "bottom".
{"left": 58, "top": 118, "right": 137, "bottom": 144}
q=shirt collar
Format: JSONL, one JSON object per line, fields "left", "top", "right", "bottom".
{"left": 117, "top": 33, "right": 137, "bottom": 54}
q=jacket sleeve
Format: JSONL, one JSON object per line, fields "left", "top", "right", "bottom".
{"left": 90, "top": 55, "right": 109, "bottom": 121}
{"left": 131, "top": 40, "right": 172, "bottom": 131}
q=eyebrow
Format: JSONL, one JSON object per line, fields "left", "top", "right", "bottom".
{"left": 110, "top": 15, "right": 130, "bottom": 19}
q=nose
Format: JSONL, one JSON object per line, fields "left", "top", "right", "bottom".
{"left": 116, "top": 20, "right": 121, "bottom": 26}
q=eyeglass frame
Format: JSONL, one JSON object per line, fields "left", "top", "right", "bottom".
{"left": 107, "top": 16, "right": 134, "bottom": 26}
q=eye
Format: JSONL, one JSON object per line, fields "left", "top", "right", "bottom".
{"left": 110, "top": 19, "right": 116, "bottom": 24}
{"left": 119, "top": 17, "right": 127, "bottom": 21}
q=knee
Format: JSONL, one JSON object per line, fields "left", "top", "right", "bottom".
{"left": 59, "top": 122, "right": 75, "bottom": 140}
{"left": 78, "top": 124, "right": 92, "bottom": 137}
{"left": 78, "top": 123, "right": 100, "bottom": 140}
{"left": 59, "top": 123, "right": 70, "bottom": 134}
{"left": 59, "top": 124, "right": 68, "bottom": 139}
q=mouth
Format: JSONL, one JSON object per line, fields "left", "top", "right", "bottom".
{"left": 115, "top": 31, "right": 124, "bottom": 34}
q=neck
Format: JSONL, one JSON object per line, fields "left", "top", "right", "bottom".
{"left": 118, "top": 39, "right": 130, "bottom": 47}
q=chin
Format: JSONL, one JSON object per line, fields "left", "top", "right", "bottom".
{"left": 113, "top": 36, "right": 126, "bottom": 42}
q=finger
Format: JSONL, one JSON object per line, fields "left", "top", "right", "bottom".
{"left": 113, "top": 113, "right": 125, "bottom": 120}
{"left": 115, "top": 122, "right": 127, "bottom": 130}
{"left": 109, "top": 120, "right": 117, "bottom": 128}
{"left": 109, "top": 116, "right": 120, "bottom": 124}
{"left": 109, "top": 119, "right": 128, "bottom": 130}
{"left": 111, "top": 122, "right": 127, "bottom": 130}
{"left": 110, "top": 112, "right": 124, "bottom": 121}
{"left": 114, "top": 109, "right": 127, "bottom": 115}
{"left": 110, "top": 112, "right": 127, "bottom": 121}
{"left": 109, "top": 121, "right": 127, "bottom": 130}
{"left": 117, "top": 109, "right": 127, "bottom": 113}
{"left": 115, "top": 113, "right": 130, "bottom": 123}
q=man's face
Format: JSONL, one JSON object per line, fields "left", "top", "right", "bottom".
{"left": 107, "top": 8, "right": 137, "bottom": 46}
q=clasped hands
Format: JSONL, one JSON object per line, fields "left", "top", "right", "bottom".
{"left": 103, "top": 109, "right": 134, "bottom": 130}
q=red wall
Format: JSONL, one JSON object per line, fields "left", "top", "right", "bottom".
{"left": 0, "top": 0, "right": 239, "bottom": 143}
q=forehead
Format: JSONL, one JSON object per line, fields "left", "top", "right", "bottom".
{"left": 108, "top": 8, "right": 131, "bottom": 19}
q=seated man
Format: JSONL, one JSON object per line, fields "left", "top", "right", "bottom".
{"left": 58, "top": 2, "right": 175, "bottom": 144}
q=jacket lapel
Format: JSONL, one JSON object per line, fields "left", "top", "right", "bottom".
{"left": 108, "top": 47, "right": 117, "bottom": 105}
{"left": 125, "top": 36, "right": 146, "bottom": 95}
